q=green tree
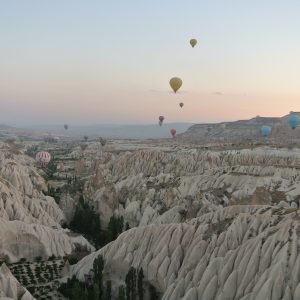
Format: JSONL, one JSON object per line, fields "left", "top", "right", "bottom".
{"left": 107, "top": 215, "right": 124, "bottom": 242}
{"left": 70, "top": 197, "right": 102, "bottom": 247}
{"left": 149, "top": 284, "right": 158, "bottom": 300}
{"left": 93, "top": 283, "right": 100, "bottom": 300}
{"left": 104, "top": 280, "right": 112, "bottom": 300}
{"left": 126, "top": 267, "right": 137, "bottom": 300}
{"left": 138, "top": 268, "right": 144, "bottom": 300}
{"left": 93, "top": 255, "right": 104, "bottom": 296}
{"left": 71, "top": 281, "right": 82, "bottom": 299}
{"left": 118, "top": 286, "right": 126, "bottom": 300}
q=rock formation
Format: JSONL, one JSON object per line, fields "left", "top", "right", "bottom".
{"left": 83, "top": 147, "right": 300, "bottom": 229}
{"left": 0, "top": 143, "right": 94, "bottom": 263}
{"left": 71, "top": 205, "right": 300, "bottom": 299}
{"left": 178, "top": 112, "right": 300, "bottom": 145}
{"left": 0, "top": 263, "right": 34, "bottom": 300}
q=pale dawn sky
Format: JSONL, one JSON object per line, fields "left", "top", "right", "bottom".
{"left": 1, "top": 0, "right": 300, "bottom": 125}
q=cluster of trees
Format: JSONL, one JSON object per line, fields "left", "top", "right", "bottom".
{"left": 46, "top": 158, "right": 58, "bottom": 178}
{"left": 59, "top": 256, "right": 115, "bottom": 300}
{"left": 125, "top": 267, "right": 158, "bottom": 300}
{"left": 69, "top": 196, "right": 126, "bottom": 248}
{"left": 59, "top": 256, "right": 158, "bottom": 300}
{"left": 125, "top": 267, "right": 144, "bottom": 300}
{"left": 25, "top": 145, "right": 38, "bottom": 158}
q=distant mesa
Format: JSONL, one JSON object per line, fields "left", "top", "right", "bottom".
{"left": 178, "top": 112, "right": 300, "bottom": 144}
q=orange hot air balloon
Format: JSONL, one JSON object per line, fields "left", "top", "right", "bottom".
{"left": 170, "top": 129, "right": 176, "bottom": 137}
{"left": 179, "top": 102, "right": 184, "bottom": 108}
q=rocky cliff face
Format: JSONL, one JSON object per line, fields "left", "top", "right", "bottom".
{"left": 83, "top": 147, "right": 300, "bottom": 229}
{"left": 71, "top": 205, "right": 300, "bottom": 300}
{"left": 0, "top": 143, "right": 94, "bottom": 263}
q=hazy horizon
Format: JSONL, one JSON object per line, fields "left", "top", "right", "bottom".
{"left": 1, "top": 0, "right": 300, "bottom": 125}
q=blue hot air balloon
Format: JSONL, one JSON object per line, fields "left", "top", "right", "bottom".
{"left": 288, "top": 115, "right": 300, "bottom": 130}
{"left": 80, "top": 140, "right": 89, "bottom": 151}
{"left": 261, "top": 125, "right": 271, "bottom": 137}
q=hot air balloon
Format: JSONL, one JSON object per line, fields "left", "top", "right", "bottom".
{"left": 159, "top": 116, "right": 165, "bottom": 126}
{"left": 261, "top": 125, "right": 271, "bottom": 137}
{"left": 80, "top": 140, "right": 88, "bottom": 151}
{"left": 190, "top": 39, "right": 197, "bottom": 48}
{"left": 36, "top": 151, "right": 51, "bottom": 167}
{"left": 169, "top": 77, "right": 182, "bottom": 93}
{"left": 64, "top": 124, "right": 68, "bottom": 130}
{"left": 179, "top": 102, "right": 184, "bottom": 108}
{"left": 99, "top": 137, "right": 107, "bottom": 147}
{"left": 288, "top": 115, "right": 300, "bottom": 130}
{"left": 170, "top": 129, "right": 176, "bottom": 137}
{"left": 84, "top": 135, "right": 89, "bottom": 141}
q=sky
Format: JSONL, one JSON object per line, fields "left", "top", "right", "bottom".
{"left": 1, "top": 0, "right": 300, "bottom": 126}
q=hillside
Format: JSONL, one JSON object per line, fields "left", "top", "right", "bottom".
{"left": 178, "top": 112, "right": 300, "bottom": 145}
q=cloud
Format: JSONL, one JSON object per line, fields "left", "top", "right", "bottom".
{"left": 213, "top": 92, "right": 247, "bottom": 97}
{"left": 148, "top": 89, "right": 189, "bottom": 94}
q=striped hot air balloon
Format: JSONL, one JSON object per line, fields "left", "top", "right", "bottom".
{"left": 35, "top": 151, "right": 51, "bottom": 167}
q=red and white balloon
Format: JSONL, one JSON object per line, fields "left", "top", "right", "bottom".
{"left": 35, "top": 151, "right": 51, "bottom": 167}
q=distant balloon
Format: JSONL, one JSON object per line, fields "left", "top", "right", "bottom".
{"left": 179, "top": 102, "right": 184, "bottom": 108}
{"left": 44, "top": 136, "right": 58, "bottom": 144}
{"left": 190, "top": 39, "right": 197, "bottom": 48}
{"left": 170, "top": 128, "right": 177, "bottom": 137}
{"left": 80, "top": 140, "right": 88, "bottom": 151}
{"left": 261, "top": 125, "right": 272, "bottom": 137}
{"left": 99, "top": 137, "right": 107, "bottom": 147}
{"left": 158, "top": 116, "right": 165, "bottom": 126}
{"left": 64, "top": 124, "right": 68, "bottom": 130}
{"left": 169, "top": 77, "right": 182, "bottom": 93}
{"left": 288, "top": 115, "right": 300, "bottom": 130}
{"left": 84, "top": 135, "right": 89, "bottom": 141}
{"left": 36, "top": 151, "right": 51, "bottom": 167}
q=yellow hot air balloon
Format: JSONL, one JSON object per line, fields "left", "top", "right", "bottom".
{"left": 190, "top": 39, "right": 197, "bottom": 48}
{"left": 169, "top": 77, "right": 182, "bottom": 93}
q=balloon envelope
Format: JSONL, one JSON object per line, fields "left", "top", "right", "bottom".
{"left": 261, "top": 125, "right": 272, "bottom": 137}
{"left": 36, "top": 151, "right": 51, "bottom": 167}
{"left": 170, "top": 129, "right": 176, "bottom": 137}
{"left": 190, "top": 39, "right": 197, "bottom": 47}
{"left": 159, "top": 116, "right": 165, "bottom": 122}
{"left": 169, "top": 77, "right": 182, "bottom": 93}
{"left": 99, "top": 137, "right": 107, "bottom": 147}
{"left": 64, "top": 124, "right": 68, "bottom": 130}
{"left": 288, "top": 115, "right": 300, "bottom": 129}
{"left": 179, "top": 102, "right": 184, "bottom": 108}
{"left": 80, "top": 140, "right": 88, "bottom": 150}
